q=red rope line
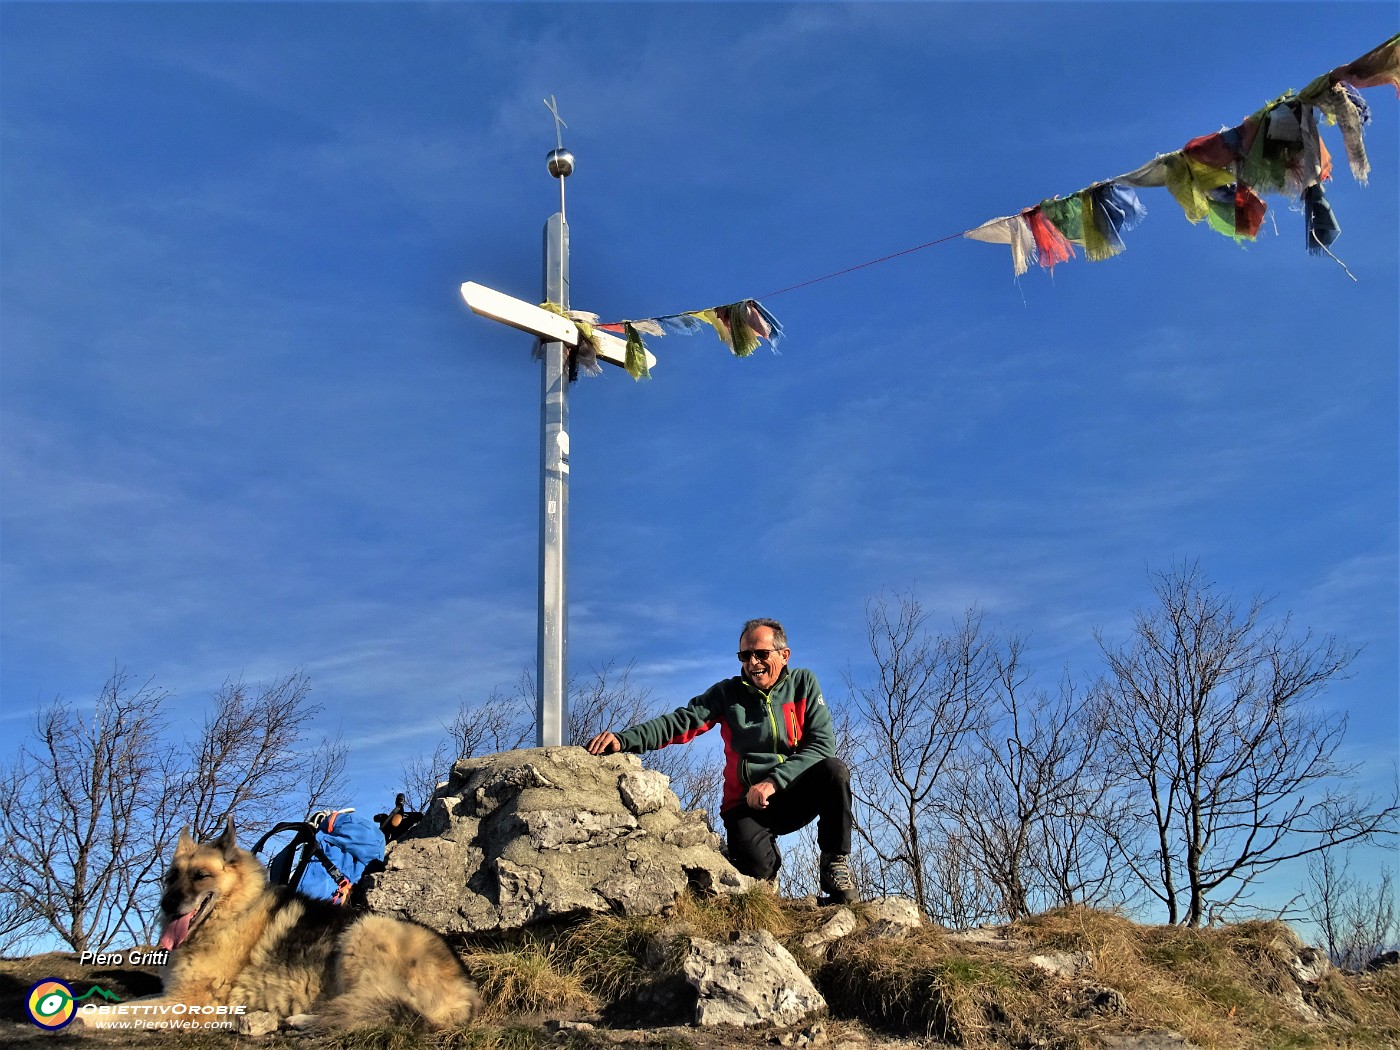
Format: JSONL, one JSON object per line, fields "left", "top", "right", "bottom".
{"left": 758, "top": 228, "right": 969, "bottom": 300}
{"left": 598, "top": 225, "right": 971, "bottom": 325}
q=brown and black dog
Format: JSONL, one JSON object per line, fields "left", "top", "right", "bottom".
{"left": 80, "top": 820, "right": 477, "bottom": 1031}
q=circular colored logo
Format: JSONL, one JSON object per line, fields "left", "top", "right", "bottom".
{"left": 27, "top": 978, "right": 76, "bottom": 1030}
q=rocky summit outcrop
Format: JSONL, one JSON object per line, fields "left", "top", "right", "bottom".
{"left": 363, "top": 747, "right": 748, "bottom": 933}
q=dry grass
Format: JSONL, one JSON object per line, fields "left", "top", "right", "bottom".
{"left": 557, "top": 914, "right": 655, "bottom": 1002}
{"left": 821, "top": 928, "right": 1083, "bottom": 1049}
{"left": 811, "top": 905, "right": 1400, "bottom": 1049}
{"left": 667, "top": 883, "right": 792, "bottom": 938}
{"left": 460, "top": 937, "right": 595, "bottom": 1018}
{"left": 1006, "top": 909, "right": 1400, "bottom": 1050}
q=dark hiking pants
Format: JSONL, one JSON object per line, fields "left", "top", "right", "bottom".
{"left": 722, "top": 756, "right": 853, "bottom": 881}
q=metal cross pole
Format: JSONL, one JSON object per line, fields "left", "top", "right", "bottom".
{"left": 537, "top": 148, "right": 572, "bottom": 748}
{"left": 458, "top": 147, "right": 657, "bottom": 748}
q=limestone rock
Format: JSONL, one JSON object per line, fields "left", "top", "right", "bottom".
{"left": 802, "top": 907, "right": 857, "bottom": 951}
{"left": 861, "top": 896, "right": 922, "bottom": 931}
{"left": 363, "top": 747, "right": 745, "bottom": 934}
{"left": 1289, "top": 943, "right": 1330, "bottom": 985}
{"left": 683, "top": 930, "right": 827, "bottom": 1027}
{"left": 1029, "top": 949, "right": 1095, "bottom": 978}
{"left": 865, "top": 919, "right": 912, "bottom": 940}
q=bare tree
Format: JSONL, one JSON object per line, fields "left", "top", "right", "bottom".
{"left": 945, "top": 645, "right": 1121, "bottom": 921}
{"left": 567, "top": 660, "right": 724, "bottom": 820}
{"left": 400, "top": 739, "right": 453, "bottom": 814}
{"left": 394, "top": 673, "right": 532, "bottom": 811}
{"left": 845, "top": 594, "right": 998, "bottom": 921}
{"left": 1306, "top": 849, "right": 1399, "bottom": 969}
{"left": 397, "top": 680, "right": 534, "bottom": 810}
{"left": 179, "top": 672, "right": 348, "bottom": 840}
{"left": 0, "top": 667, "right": 351, "bottom": 954}
{"left": 0, "top": 888, "right": 42, "bottom": 956}
{"left": 447, "top": 682, "right": 534, "bottom": 760}
{"left": 0, "top": 669, "right": 177, "bottom": 954}
{"left": 300, "top": 728, "right": 351, "bottom": 817}
{"left": 923, "top": 829, "right": 1001, "bottom": 928}
{"left": 1096, "top": 562, "right": 1398, "bottom": 926}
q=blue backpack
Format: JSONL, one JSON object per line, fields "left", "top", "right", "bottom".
{"left": 252, "top": 809, "right": 385, "bottom": 905}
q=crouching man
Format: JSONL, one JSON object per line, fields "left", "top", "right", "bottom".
{"left": 586, "top": 617, "right": 857, "bottom": 904}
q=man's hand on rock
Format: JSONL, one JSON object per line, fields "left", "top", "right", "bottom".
{"left": 746, "top": 780, "right": 776, "bottom": 810}
{"left": 586, "top": 731, "right": 621, "bottom": 755}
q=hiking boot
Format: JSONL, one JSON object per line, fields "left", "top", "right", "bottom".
{"left": 819, "top": 852, "right": 858, "bottom": 905}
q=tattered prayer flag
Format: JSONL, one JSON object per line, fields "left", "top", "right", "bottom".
{"left": 1240, "top": 105, "right": 1293, "bottom": 193}
{"left": 1120, "top": 155, "right": 1172, "bottom": 188}
{"left": 1026, "top": 208, "right": 1075, "bottom": 269}
{"left": 572, "top": 317, "right": 602, "bottom": 378}
{"left": 1084, "top": 183, "right": 1147, "bottom": 260}
{"left": 752, "top": 301, "right": 785, "bottom": 349}
{"left": 690, "top": 308, "right": 727, "bottom": 345}
{"left": 1314, "top": 83, "right": 1371, "bottom": 184}
{"left": 1081, "top": 190, "right": 1115, "bottom": 261}
{"left": 1164, "top": 153, "right": 1237, "bottom": 224}
{"left": 1234, "top": 185, "right": 1267, "bottom": 239}
{"left": 965, "top": 214, "right": 1037, "bottom": 276}
{"left": 1204, "top": 185, "right": 1267, "bottom": 241}
{"left": 623, "top": 322, "right": 651, "bottom": 380}
{"left": 1305, "top": 183, "right": 1341, "bottom": 253}
{"left": 595, "top": 299, "right": 782, "bottom": 370}
{"left": 1283, "top": 104, "right": 1332, "bottom": 197}
{"left": 964, "top": 32, "right": 1391, "bottom": 280}
{"left": 1040, "top": 195, "right": 1086, "bottom": 245}
{"left": 1329, "top": 32, "right": 1400, "bottom": 96}
{"left": 1184, "top": 128, "right": 1242, "bottom": 170}
{"left": 716, "top": 302, "right": 760, "bottom": 357}
{"left": 657, "top": 314, "right": 708, "bottom": 336}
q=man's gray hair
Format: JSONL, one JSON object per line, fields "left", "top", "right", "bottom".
{"left": 740, "top": 618, "right": 788, "bottom": 649}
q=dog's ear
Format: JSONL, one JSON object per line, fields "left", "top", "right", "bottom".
{"left": 213, "top": 816, "right": 238, "bottom": 857}
{"left": 173, "top": 826, "right": 197, "bottom": 858}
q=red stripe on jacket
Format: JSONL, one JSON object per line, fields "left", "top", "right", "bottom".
{"left": 719, "top": 720, "right": 744, "bottom": 812}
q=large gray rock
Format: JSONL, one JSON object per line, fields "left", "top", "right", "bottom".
{"left": 683, "top": 930, "right": 827, "bottom": 1027}
{"left": 363, "top": 747, "right": 747, "bottom": 933}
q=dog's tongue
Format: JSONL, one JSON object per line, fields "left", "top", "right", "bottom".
{"left": 158, "top": 912, "right": 194, "bottom": 951}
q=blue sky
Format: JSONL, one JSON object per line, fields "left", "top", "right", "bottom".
{"left": 2, "top": 2, "right": 1396, "bottom": 908}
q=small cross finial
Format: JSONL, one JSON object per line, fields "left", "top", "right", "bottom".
{"left": 543, "top": 95, "right": 568, "bottom": 151}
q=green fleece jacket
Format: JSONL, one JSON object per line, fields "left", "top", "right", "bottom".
{"left": 615, "top": 667, "right": 835, "bottom": 814}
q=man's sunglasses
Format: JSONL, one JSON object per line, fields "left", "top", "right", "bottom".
{"left": 737, "top": 648, "right": 785, "bottom": 662}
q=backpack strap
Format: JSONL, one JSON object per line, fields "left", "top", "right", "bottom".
{"left": 250, "top": 821, "right": 317, "bottom": 856}
{"left": 251, "top": 821, "right": 352, "bottom": 900}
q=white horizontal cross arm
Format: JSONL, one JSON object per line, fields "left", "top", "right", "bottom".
{"left": 460, "top": 281, "right": 655, "bottom": 371}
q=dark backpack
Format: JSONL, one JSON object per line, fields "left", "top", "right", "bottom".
{"left": 251, "top": 808, "right": 385, "bottom": 905}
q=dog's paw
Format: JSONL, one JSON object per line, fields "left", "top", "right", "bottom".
{"left": 283, "top": 1013, "right": 321, "bottom": 1031}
